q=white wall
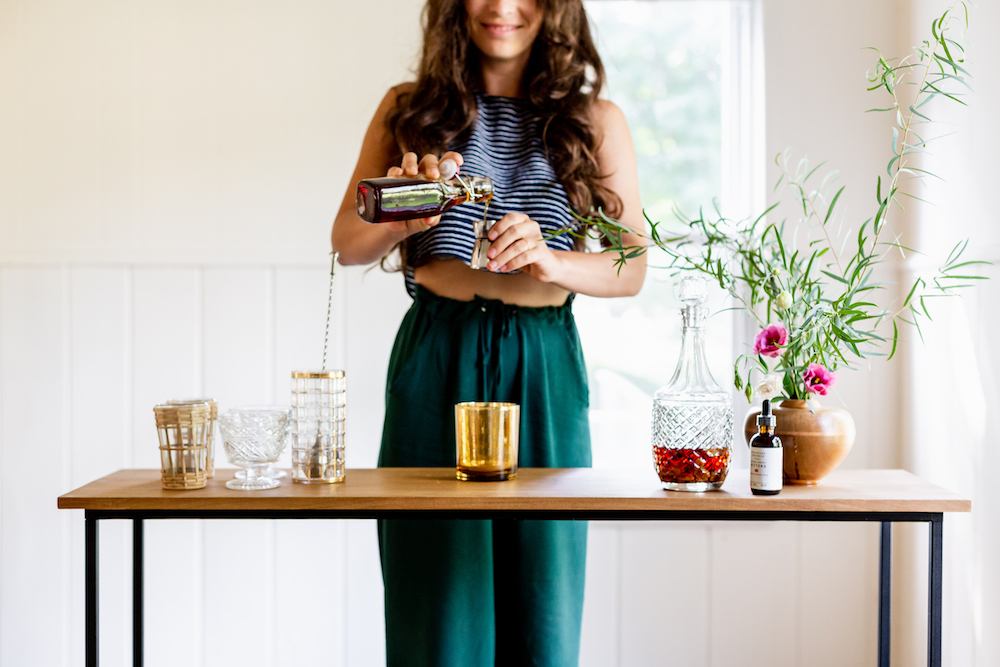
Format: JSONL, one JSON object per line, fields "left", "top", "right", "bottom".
{"left": 1, "top": 0, "right": 993, "bottom": 665}
{"left": 895, "top": 2, "right": 1000, "bottom": 665}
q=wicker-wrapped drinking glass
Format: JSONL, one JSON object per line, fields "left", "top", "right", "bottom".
{"left": 167, "top": 398, "right": 217, "bottom": 478}
{"left": 154, "top": 403, "right": 210, "bottom": 490}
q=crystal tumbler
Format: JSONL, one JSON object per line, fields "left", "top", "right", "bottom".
{"left": 290, "top": 370, "right": 346, "bottom": 484}
{"left": 218, "top": 407, "right": 290, "bottom": 491}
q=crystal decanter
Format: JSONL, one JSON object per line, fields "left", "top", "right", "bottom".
{"left": 651, "top": 276, "right": 734, "bottom": 491}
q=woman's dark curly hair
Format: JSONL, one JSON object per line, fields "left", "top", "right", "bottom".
{"left": 386, "top": 0, "right": 622, "bottom": 221}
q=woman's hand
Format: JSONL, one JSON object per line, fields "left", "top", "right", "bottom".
{"left": 485, "top": 213, "right": 564, "bottom": 283}
{"left": 384, "top": 151, "right": 464, "bottom": 234}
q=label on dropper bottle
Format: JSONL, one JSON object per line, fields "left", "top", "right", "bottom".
{"left": 750, "top": 447, "right": 783, "bottom": 492}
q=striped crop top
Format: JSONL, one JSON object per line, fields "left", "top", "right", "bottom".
{"left": 403, "top": 93, "right": 579, "bottom": 296}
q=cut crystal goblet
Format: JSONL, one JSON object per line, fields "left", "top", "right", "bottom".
{"left": 218, "top": 407, "right": 290, "bottom": 491}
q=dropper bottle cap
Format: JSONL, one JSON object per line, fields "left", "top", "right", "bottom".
{"left": 756, "top": 399, "right": 776, "bottom": 428}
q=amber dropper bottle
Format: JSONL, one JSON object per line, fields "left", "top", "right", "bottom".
{"left": 749, "top": 399, "right": 783, "bottom": 495}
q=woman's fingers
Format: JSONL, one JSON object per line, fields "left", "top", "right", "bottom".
{"left": 418, "top": 153, "right": 441, "bottom": 179}
{"left": 440, "top": 151, "right": 464, "bottom": 168}
{"left": 400, "top": 152, "right": 419, "bottom": 176}
{"left": 439, "top": 152, "right": 464, "bottom": 179}
{"left": 392, "top": 152, "right": 465, "bottom": 180}
{"left": 491, "top": 239, "right": 537, "bottom": 273}
{"left": 486, "top": 214, "right": 544, "bottom": 272}
{"left": 487, "top": 213, "right": 530, "bottom": 242}
{"left": 385, "top": 214, "right": 441, "bottom": 234}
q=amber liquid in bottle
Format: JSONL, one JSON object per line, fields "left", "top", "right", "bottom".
{"left": 355, "top": 174, "right": 493, "bottom": 223}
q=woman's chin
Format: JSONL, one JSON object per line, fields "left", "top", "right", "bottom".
{"left": 472, "top": 36, "right": 533, "bottom": 62}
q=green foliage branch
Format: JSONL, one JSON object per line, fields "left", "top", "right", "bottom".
{"left": 567, "top": 1, "right": 987, "bottom": 402}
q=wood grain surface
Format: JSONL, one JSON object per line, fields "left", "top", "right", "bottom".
{"left": 57, "top": 468, "right": 971, "bottom": 513}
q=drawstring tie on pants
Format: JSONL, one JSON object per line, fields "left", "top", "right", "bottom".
{"left": 476, "top": 297, "right": 519, "bottom": 400}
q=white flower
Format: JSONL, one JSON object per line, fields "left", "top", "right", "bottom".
{"left": 775, "top": 291, "right": 793, "bottom": 310}
{"left": 755, "top": 374, "right": 782, "bottom": 400}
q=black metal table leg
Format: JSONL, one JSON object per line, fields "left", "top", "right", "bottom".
{"left": 86, "top": 511, "right": 99, "bottom": 667}
{"left": 878, "top": 521, "right": 892, "bottom": 667}
{"left": 928, "top": 515, "right": 943, "bottom": 667}
{"left": 133, "top": 519, "right": 144, "bottom": 667}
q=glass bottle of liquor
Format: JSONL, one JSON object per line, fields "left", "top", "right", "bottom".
{"left": 356, "top": 163, "right": 493, "bottom": 224}
{"left": 651, "top": 276, "right": 734, "bottom": 491}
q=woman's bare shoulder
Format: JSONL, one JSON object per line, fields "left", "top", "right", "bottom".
{"left": 393, "top": 81, "right": 417, "bottom": 95}
{"left": 387, "top": 81, "right": 417, "bottom": 103}
{"left": 371, "top": 82, "right": 417, "bottom": 117}
{"left": 591, "top": 98, "right": 628, "bottom": 132}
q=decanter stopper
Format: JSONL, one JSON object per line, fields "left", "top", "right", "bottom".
{"left": 677, "top": 275, "right": 708, "bottom": 328}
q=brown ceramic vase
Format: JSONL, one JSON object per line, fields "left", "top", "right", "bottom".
{"left": 743, "top": 399, "right": 856, "bottom": 485}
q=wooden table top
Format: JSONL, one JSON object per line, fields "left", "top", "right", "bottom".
{"left": 57, "top": 468, "right": 970, "bottom": 514}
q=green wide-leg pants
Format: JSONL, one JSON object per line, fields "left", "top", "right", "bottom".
{"left": 378, "top": 286, "right": 592, "bottom": 667}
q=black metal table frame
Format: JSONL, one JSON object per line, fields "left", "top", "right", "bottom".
{"left": 83, "top": 509, "right": 944, "bottom": 667}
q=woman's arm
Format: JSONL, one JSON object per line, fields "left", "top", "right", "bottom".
{"left": 485, "top": 99, "right": 647, "bottom": 297}
{"left": 331, "top": 86, "right": 464, "bottom": 265}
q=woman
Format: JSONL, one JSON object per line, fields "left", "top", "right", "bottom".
{"left": 331, "top": 0, "right": 645, "bottom": 664}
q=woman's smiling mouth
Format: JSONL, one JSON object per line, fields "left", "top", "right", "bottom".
{"left": 482, "top": 23, "right": 522, "bottom": 36}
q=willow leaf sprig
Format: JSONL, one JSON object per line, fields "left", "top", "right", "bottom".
{"left": 572, "top": 1, "right": 987, "bottom": 401}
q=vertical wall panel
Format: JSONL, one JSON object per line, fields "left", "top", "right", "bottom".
{"left": 273, "top": 265, "right": 350, "bottom": 666}
{"left": 71, "top": 267, "right": 133, "bottom": 667}
{"left": 132, "top": 267, "right": 204, "bottom": 667}
{"left": 0, "top": 267, "right": 3, "bottom": 656}
{"left": 0, "top": 268, "right": 70, "bottom": 667}
{"left": 202, "top": 267, "right": 276, "bottom": 665}
{"left": 71, "top": 268, "right": 133, "bottom": 495}
{"left": 275, "top": 520, "right": 347, "bottom": 667}
{"left": 620, "top": 525, "right": 711, "bottom": 666}
{"left": 345, "top": 520, "right": 385, "bottom": 667}
{"left": 273, "top": 265, "right": 339, "bottom": 448}
{"left": 203, "top": 520, "right": 276, "bottom": 667}
{"left": 710, "top": 523, "right": 798, "bottom": 666}
{"left": 580, "top": 524, "right": 621, "bottom": 667}
{"left": 132, "top": 268, "right": 202, "bottom": 464}
{"left": 203, "top": 266, "right": 274, "bottom": 451}
{"left": 799, "top": 523, "right": 878, "bottom": 666}
{"left": 342, "top": 265, "right": 409, "bottom": 468}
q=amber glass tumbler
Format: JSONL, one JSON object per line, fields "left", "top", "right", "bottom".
{"left": 455, "top": 402, "right": 520, "bottom": 481}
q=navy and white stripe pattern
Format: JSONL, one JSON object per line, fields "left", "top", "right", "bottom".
{"left": 404, "top": 93, "right": 578, "bottom": 296}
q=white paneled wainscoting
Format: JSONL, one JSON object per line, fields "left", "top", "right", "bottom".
{"left": 2, "top": 262, "right": 882, "bottom": 667}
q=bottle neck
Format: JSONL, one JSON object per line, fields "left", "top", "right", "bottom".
{"left": 664, "top": 305, "right": 721, "bottom": 394}
{"left": 445, "top": 175, "right": 493, "bottom": 204}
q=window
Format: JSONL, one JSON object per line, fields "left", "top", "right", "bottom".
{"left": 578, "top": 1, "right": 759, "bottom": 468}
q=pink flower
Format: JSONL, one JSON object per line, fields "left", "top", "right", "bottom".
{"left": 803, "top": 363, "right": 836, "bottom": 395}
{"left": 753, "top": 324, "right": 788, "bottom": 358}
